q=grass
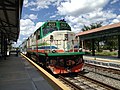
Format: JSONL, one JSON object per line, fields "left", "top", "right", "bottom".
{"left": 85, "top": 51, "right": 118, "bottom": 56}
{"left": 95, "top": 51, "right": 117, "bottom": 56}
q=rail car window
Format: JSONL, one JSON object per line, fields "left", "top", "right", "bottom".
{"left": 37, "top": 35, "right": 40, "bottom": 39}
{"left": 50, "top": 35, "right": 53, "bottom": 42}
{"left": 34, "top": 46, "right": 58, "bottom": 49}
{"left": 64, "top": 34, "right": 68, "bottom": 40}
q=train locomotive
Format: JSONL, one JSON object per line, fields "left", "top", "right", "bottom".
{"left": 20, "top": 20, "right": 85, "bottom": 74}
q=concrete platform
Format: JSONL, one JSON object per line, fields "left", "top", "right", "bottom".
{"left": 84, "top": 55, "right": 120, "bottom": 70}
{"left": 0, "top": 55, "right": 53, "bottom": 90}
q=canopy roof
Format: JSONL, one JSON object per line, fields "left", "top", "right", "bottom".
{"left": 77, "top": 22, "right": 120, "bottom": 40}
{"left": 0, "top": 0, "right": 23, "bottom": 42}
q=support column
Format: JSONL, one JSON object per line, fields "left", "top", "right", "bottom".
{"left": 0, "top": 32, "right": 2, "bottom": 59}
{"left": 97, "top": 41, "right": 100, "bottom": 52}
{"left": 1, "top": 32, "right": 3, "bottom": 59}
{"left": 5, "top": 38, "right": 7, "bottom": 57}
{"left": 118, "top": 35, "right": 120, "bottom": 58}
{"left": 92, "top": 39, "right": 95, "bottom": 56}
{"left": 3, "top": 36, "right": 7, "bottom": 60}
{"left": 82, "top": 40, "right": 84, "bottom": 49}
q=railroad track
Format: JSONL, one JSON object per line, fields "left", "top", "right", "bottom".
{"left": 58, "top": 74, "right": 119, "bottom": 90}
{"left": 59, "top": 75, "right": 83, "bottom": 90}
{"left": 83, "top": 63, "right": 120, "bottom": 89}
{"left": 84, "top": 63, "right": 120, "bottom": 80}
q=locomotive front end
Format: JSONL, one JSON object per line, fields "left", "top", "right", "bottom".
{"left": 42, "top": 52, "right": 85, "bottom": 74}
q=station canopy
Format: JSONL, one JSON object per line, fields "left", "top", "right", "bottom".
{"left": 0, "top": 0, "right": 23, "bottom": 42}
{"left": 77, "top": 22, "right": 120, "bottom": 40}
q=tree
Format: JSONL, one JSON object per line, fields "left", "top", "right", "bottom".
{"left": 103, "top": 36, "right": 118, "bottom": 52}
{"left": 81, "top": 25, "right": 91, "bottom": 31}
{"left": 81, "top": 22, "right": 103, "bottom": 31}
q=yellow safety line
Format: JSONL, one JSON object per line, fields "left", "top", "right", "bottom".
{"left": 20, "top": 53, "right": 70, "bottom": 90}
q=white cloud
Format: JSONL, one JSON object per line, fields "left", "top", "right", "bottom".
{"left": 29, "top": 14, "right": 38, "bottom": 20}
{"left": 20, "top": 19, "right": 44, "bottom": 36}
{"left": 50, "top": 15, "right": 57, "bottom": 18}
{"left": 20, "top": 19, "right": 34, "bottom": 26}
{"left": 35, "top": 22, "right": 44, "bottom": 30}
{"left": 56, "top": 0, "right": 117, "bottom": 30}
{"left": 23, "top": 0, "right": 71, "bottom": 11}
{"left": 111, "top": 14, "right": 120, "bottom": 24}
{"left": 20, "top": 19, "right": 44, "bottom": 46}
{"left": 85, "top": 10, "right": 116, "bottom": 22}
{"left": 110, "top": 0, "right": 119, "bottom": 4}
{"left": 57, "top": 0, "right": 110, "bottom": 16}
{"left": 117, "top": 15, "right": 120, "bottom": 20}
{"left": 20, "top": 19, "right": 35, "bottom": 33}
{"left": 24, "top": 0, "right": 64, "bottom": 11}
{"left": 24, "top": 14, "right": 38, "bottom": 20}
{"left": 64, "top": 9, "right": 117, "bottom": 33}
{"left": 23, "top": 0, "right": 28, "bottom": 7}
{"left": 112, "top": 19, "right": 120, "bottom": 23}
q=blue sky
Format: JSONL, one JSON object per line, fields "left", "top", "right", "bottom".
{"left": 14, "top": 0, "right": 120, "bottom": 47}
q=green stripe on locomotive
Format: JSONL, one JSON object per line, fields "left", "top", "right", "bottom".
{"left": 37, "top": 52, "right": 85, "bottom": 57}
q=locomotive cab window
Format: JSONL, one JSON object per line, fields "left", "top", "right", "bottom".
{"left": 59, "top": 23, "right": 71, "bottom": 30}
{"left": 43, "top": 23, "right": 57, "bottom": 37}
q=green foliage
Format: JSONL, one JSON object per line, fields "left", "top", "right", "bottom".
{"left": 81, "top": 22, "right": 103, "bottom": 31}
{"left": 95, "top": 51, "right": 117, "bottom": 56}
{"left": 85, "top": 51, "right": 117, "bottom": 56}
{"left": 85, "top": 51, "right": 91, "bottom": 55}
{"left": 102, "top": 36, "right": 118, "bottom": 51}
{"left": 81, "top": 25, "right": 91, "bottom": 31}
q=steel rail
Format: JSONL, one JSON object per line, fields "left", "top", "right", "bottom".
{"left": 79, "top": 73, "right": 120, "bottom": 90}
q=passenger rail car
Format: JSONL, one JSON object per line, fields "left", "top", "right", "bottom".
{"left": 20, "top": 20, "right": 85, "bottom": 74}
